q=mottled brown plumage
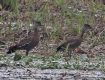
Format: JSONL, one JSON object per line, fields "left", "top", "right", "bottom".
{"left": 56, "top": 24, "right": 93, "bottom": 57}
{"left": 7, "top": 21, "right": 44, "bottom": 56}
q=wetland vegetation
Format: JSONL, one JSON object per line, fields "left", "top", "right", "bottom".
{"left": 0, "top": 0, "right": 105, "bottom": 79}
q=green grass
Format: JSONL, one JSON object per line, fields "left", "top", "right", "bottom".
{"left": 0, "top": 53, "right": 104, "bottom": 71}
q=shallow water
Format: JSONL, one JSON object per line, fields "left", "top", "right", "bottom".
{"left": 0, "top": 67, "right": 105, "bottom": 80}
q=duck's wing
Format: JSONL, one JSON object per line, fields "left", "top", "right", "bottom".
{"left": 17, "top": 37, "right": 33, "bottom": 49}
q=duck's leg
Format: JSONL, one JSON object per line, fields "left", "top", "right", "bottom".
{"left": 68, "top": 49, "right": 72, "bottom": 58}
{"left": 26, "top": 50, "right": 29, "bottom": 56}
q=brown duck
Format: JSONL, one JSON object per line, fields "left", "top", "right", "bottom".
{"left": 7, "top": 21, "right": 44, "bottom": 56}
{"left": 56, "top": 24, "right": 93, "bottom": 57}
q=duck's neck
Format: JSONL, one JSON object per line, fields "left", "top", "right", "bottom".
{"left": 34, "top": 26, "right": 38, "bottom": 32}
{"left": 33, "top": 26, "right": 39, "bottom": 41}
{"left": 34, "top": 26, "right": 39, "bottom": 35}
{"left": 80, "top": 30, "right": 85, "bottom": 38}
